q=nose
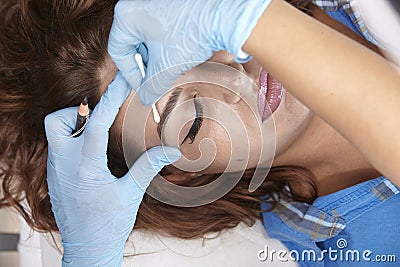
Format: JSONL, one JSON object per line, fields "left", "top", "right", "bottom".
{"left": 223, "top": 88, "right": 241, "bottom": 104}
{"left": 209, "top": 51, "right": 244, "bottom": 72}
{"left": 210, "top": 51, "right": 235, "bottom": 64}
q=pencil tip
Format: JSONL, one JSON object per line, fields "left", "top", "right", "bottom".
{"left": 82, "top": 97, "right": 88, "bottom": 105}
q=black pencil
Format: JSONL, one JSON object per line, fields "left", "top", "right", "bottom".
{"left": 71, "top": 97, "right": 89, "bottom": 138}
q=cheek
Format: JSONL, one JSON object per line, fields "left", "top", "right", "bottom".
{"left": 273, "top": 92, "right": 313, "bottom": 155}
{"left": 187, "top": 117, "right": 262, "bottom": 174}
{"left": 177, "top": 120, "right": 233, "bottom": 174}
{"left": 173, "top": 102, "right": 265, "bottom": 173}
{"left": 202, "top": 124, "right": 232, "bottom": 173}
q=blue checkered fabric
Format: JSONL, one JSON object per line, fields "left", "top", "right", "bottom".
{"left": 312, "top": 0, "right": 380, "bottom": 45}
{"left": 262, "top": 177, "right": 400, "bottom": 266}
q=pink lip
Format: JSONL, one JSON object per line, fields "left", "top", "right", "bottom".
{"left": 257, "top": 69, "right": 284, "bottom": 121}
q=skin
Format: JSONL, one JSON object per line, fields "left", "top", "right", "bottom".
{"left": 110, "top": 67, "right": 378, "bottom": 196}
{"left": 104, "top": 3, "right": 383, "bottom": 196}
{"left": 119, "top": 53, "right": 311, "bottom": 173}
{"left": 243, "top": 0, "right": 400, "bottom": 186}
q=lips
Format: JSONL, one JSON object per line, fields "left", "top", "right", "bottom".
{"left": 257, "top": 69, "right": 284, "bottom": 121}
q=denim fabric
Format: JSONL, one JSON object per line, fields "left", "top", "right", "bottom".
{"left": 312, "top": 0, "right": 379, "bottom": 45}
{"left": 326, "top": 7, "right": 361, "bottom": 35}
{"left": 262, "top": 177, "right": 400, "bottom": 266}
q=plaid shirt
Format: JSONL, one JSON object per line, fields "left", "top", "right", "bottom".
{"left": 262, "top": 177, "right": 400, "bottom": 266}
{"left": 312, "top": 0, "right": 380, "bottom": 45}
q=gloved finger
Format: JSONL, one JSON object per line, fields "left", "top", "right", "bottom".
{"left": 45, "top": 107, "right": 84, "bottom": 179}
{"left": 108, "top": 16, "right": 144, "bottom": 91}
{"left": 136, "top": 43, "right": 149, "bottom": 71}
{"left": 44, "top": 107, "right": 80, "bottom": 145}
{"left": 139, "top": 60, "right": 202, "bottom": 105}
{"left": 81, "top": 71, "right": 130, "bottom": 164}
{"left": 112, "top": 46, "right": 144, "bottom": 93}
{"left": 125, "top": 146, "right": 182, "bottom": 192}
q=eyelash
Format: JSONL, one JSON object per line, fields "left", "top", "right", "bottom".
{"left": 181, "top": 96, "right": 203, "bottom": 145}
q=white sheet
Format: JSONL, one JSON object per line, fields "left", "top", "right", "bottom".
{"left": 19, "top": 216, "right": 297, "bottom": 267}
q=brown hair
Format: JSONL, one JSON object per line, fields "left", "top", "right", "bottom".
{"left": 0, "top": 0, "right": 117, "bottom": 232}
{"left": 0, "top": 0, "right": 317, "bottom": 238}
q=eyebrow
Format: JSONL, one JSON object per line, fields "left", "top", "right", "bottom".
{"left": 157, "top": 87, "right": 183, "bottom": 139}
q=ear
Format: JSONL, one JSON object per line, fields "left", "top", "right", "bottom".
{"left": 162, "top": 172, "right": 201, "bottom": 184}
{"left": 161, "top": 164, "right": 203, "bottom": 184}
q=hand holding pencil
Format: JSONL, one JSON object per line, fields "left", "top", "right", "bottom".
{"left": 44, "top": 72, "right": 181, "bottom": 266}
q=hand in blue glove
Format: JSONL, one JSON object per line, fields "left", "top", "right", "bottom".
{"left": 45, "top": 72, "right": 181, "bottom": 267}
{"left": 108, "top": 0, "right": 272, "bottom": 105}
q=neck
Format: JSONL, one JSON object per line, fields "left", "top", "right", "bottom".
{"left": 273, "top": 115, "right": 381, "bottom": 196}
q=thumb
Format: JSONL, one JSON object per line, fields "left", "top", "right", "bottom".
{"left": 44, "top": 107, "right": 80, "bottom": 144}
{"left": 44, "top": 107, "right": 85, "bottom": 164}
{"left": 138, "top": 43, "right": 205, "bottom": 105}
{"left": 125, "top": 146, "right": 181, "bottom": 192}
{"left": 140, "top": 61, "right": 204, "bottom": 105}
{"left": 108, "top": 16, "right": 145, "bottom": 92}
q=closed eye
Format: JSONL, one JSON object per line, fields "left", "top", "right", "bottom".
{"left": 181, "top": 96, "right": 203, "bottom": 145}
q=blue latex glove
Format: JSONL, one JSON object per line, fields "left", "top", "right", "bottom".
{"left": 45, "top": 72, "right": 181, "bottom": 267}
{"left": 108, "top": 0, "right": 272, "bottom": 105}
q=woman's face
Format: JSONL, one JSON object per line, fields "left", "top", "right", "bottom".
{"left": 115, "top": 51, "right": 313, "bottom": 174}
